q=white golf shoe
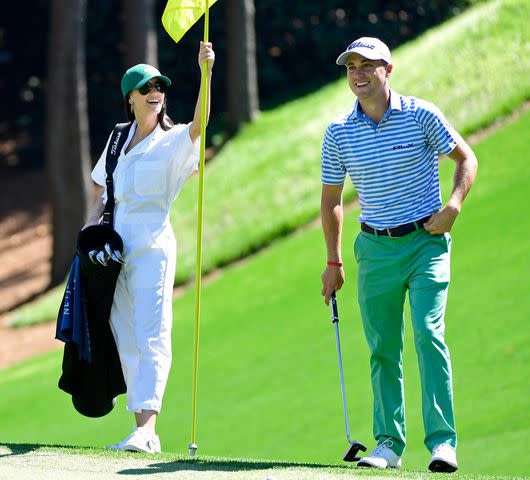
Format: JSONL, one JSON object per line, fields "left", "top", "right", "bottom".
{"left": 429, "top": 444, "right": 458, "bottom": 472}
{"left": 357, "top": 438, "right": 402, "bottom": 469}
{"left": 107, "top": 426, "right": 161, "bottom": 453}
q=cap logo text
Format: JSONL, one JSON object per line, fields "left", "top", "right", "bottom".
{"left": 348, "top": 41, "right": 375, "bottom": 50}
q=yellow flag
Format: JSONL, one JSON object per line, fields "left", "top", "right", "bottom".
{"left": 162, "top": 0, "right": 218, "bottom": 44}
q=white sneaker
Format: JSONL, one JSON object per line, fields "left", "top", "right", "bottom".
{"left": 357, "top": 439, "right": 402, "bottom": 469}
{"left": 107, "top": 426, "right": 161, "bottom": 453}
{"left": 429, "top": 444, "right": 458, "bottom": 472}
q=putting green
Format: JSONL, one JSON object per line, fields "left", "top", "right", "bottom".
{"left": 0, "top": 444, "right": 518, "bottom": 480}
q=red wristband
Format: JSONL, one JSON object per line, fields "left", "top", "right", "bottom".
{"left": 327, "top": 261, "right": 343, "bottom": 267}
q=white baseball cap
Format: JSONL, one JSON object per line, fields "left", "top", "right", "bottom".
{"left": 336, "top": 37, "right": 392, "bottom": 65}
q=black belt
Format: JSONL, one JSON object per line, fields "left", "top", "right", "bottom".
{"left": 361, "top": 215, "right": 432, "bottom": 238}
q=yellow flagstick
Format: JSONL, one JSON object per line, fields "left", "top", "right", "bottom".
{"left": 189, "top": 0, "right": 210, "bottom": 459}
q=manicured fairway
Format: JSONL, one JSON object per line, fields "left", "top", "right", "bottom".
{"left": 2, "top": 111, "right": 529, "bottom": 477}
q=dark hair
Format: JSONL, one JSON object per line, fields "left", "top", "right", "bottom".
{"left": 124, "top": 94, "right": 174, "bottom": 131}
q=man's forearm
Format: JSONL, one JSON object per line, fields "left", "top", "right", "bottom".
{"left": 448, "top": 153, "right": 478, "bottom": 211}
{"left": 321, "top": 203, "right": 343, "bottom": 262}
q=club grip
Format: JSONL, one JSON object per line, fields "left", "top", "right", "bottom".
{"left": 331, "top": 291, "right": 339, "bottom": 323}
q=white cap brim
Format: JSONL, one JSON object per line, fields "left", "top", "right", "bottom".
{"left": 336, "top": 47, "right": 391, "bottom": 65}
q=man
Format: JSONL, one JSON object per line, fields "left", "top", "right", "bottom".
{"left": 320, "top": 37, "right": 477, "bottom": 472}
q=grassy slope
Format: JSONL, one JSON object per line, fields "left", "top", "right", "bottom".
{"left": 7, "top": 0, "right": 530, "bottom": 327}
{"left": 2, "top": 110, "right": 529, "bottom": 477}
{"left": 169, "top": 0, "right": 530, "bottom": 282}
{"left": 393, "top": 0, "right": 530, "bottom": 134}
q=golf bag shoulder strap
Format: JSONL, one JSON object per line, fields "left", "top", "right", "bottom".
{"left": 102, "top": 122, "right": 132, "bottom": 227}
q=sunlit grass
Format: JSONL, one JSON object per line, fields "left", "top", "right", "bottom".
{"left": 0, "top": 443, "right": 516, "bottom": 480}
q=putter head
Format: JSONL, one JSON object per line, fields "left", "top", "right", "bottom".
{"left": 343, "top": 441, "right": 367, "bottom": 462}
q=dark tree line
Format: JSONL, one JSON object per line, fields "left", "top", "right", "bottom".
{"left": 2, "top": 0, "right": 478, "bottom": 171}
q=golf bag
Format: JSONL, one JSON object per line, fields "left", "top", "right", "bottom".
{"left": 57, "top": 122, "right": 131, "bottom": 418}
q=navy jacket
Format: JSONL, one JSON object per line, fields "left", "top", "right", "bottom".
{"left": 56, "top": 255, "right": 92, "bottom": 363}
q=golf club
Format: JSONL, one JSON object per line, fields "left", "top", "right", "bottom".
{"left": 105, "top": 243, "right": 125, "bottom": 264}
{"left": 113, "top": 250, "right": 125, "bottom": 263}
{"left": 88, "top": 250, "right": 99, "bottom": 264}
{"left": 330, "top": 291, "right": 367, "bottom": 462}
{"left": 96, "top": 251, "right": 109, "bottom": 266}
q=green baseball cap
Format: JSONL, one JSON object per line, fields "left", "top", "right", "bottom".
{"left": 121, "top": 64, "right": 172, "bottom": 98}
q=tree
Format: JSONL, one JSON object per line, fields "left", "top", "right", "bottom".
{"left": 122, "top": 0, "right": 158, "bottom": 67}
{"left": 46, "top": 0, "right": 91, "bottom": 286}
{"left": 225, "top": 0, "right": 259, "bottom": 135}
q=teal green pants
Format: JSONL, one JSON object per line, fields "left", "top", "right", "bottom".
{"left": 354, "top": 228, "right": 456, "bottom": 456}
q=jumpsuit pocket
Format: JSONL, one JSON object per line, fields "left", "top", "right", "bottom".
{"left": 134, "top": 161, "right": 167, "bottom": 196}
{"left": 128, "top": 248, "right": 168, "bottom": 289}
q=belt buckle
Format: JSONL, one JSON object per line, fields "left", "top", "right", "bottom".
{"left": 386, "top": 228, "right": 393, "bottom": 238}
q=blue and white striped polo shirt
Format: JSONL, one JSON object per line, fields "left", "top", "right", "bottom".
{"left": 321, "top": 90, "right": 459, "bottom": 229}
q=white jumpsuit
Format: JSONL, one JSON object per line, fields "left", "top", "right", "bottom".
{"left": 91, "top": 121, "right": 199, "bottom": 413}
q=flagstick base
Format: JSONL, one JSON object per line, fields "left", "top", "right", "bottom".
{"left": 188, "top": 443, "right": 198, "bottom": 457}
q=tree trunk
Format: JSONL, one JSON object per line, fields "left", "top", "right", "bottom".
{"left": 46, "top": 0, "right": 91, "bottom": 286}
{"left": 225, "top": 0, "right": 259, "bottom": 135}
{"left": 122, "top": 0, "right": 158, "bottom": 67}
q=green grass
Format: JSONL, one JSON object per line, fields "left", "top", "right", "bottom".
{"left": 1, "top": 444, "right": 518, "bottom": 480}
{"left": 2, "top": 110, "right": 529, "bottom": 477}
{"left": 7, "top": 0, "right": 529, "bottom": 328}
{"left": 393, "top": 0, "right": 530, "bottom": 134}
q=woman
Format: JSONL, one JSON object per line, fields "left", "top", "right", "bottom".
{"left": 84, "top": 42, "right": 215, "bottom": 453}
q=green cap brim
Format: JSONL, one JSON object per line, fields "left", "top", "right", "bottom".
{"left": 123, "top": 74, "right": 172, "bottom": 97}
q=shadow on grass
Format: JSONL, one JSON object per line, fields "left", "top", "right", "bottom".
{"left": 0, "top": 442, "right": 80, "bottom": 458}
{"left": 0, "top": 443, "right": 345, "bottom": 475}
{"left": 117, "top": 458, "right": 342, "bottom": 475}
